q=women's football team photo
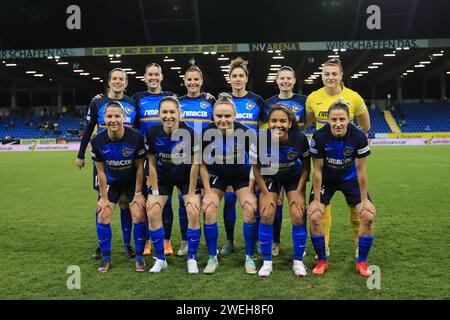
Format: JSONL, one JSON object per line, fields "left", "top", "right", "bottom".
{"left": 75, "top": 57, "right": 377, "bottom": 278}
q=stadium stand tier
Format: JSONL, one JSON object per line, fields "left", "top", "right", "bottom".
{"left": 396, "top": 103, "right": 450, "bottom": 132}
{"left": 2, "top": 103, "right": 450, "bottom": 140}
{"left": 0, "top": 113, "right": 83, "bottom": 139}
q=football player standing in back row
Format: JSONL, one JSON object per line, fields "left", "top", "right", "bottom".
{"left": 305, "top": 58, "right": 370, "bottom": 259}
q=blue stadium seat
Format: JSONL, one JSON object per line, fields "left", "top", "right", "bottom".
{"left": 0, "top": 114, "right": 82, "bottom": 140}
{"left": 398, "top": 103, "right": 450, "bottom": 132}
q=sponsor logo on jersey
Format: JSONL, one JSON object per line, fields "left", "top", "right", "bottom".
{"left": 106, "top": 159, "right": 133, "bottom": 166}
{"left": 343, "top": 146, "right": 354, "bottom": 157}
{"left": 144, "top": 109, "right": 159, "bottom": 116}
{"left": 182, "top": 110, "right": 208, "bottom": 118}
{"left": 122, "top": 147, "right": 134, "bottom": 157}
{"left": 267, "top": 162, "right": 296, "bottom": 169}
{"left": 318, "top": 111, "right": 328, "bottom": 118}
{"left": 236, "top": 112, "right": 254, "bottom": 119}
{"left": 158, "top": 152, "right": 187, "bottom": 162}
{"left": 246, "top": 102, "right": 255, "bottom": 110}
{"left": 200, "top": 101, "right": 209, "bottom": 108}
{"left": 326, "top": 157, "right": 353, "bottom": 167}
{"left": 287, "top": 151, "right": 298, "bottom": 160}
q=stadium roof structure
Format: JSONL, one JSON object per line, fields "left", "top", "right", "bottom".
{"left": 2, "top": 0, "right": 450, "bottom": 49}
{"left": 0, "top": 0, "right": 449, "bottom": 101}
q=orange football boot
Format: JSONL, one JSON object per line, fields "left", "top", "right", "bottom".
{"left": 356, "top": 261, "right": 372, "bottom": 277}
{"left": 312, "top": 260, "right": 328, "bottom": 275}
{"left": 143, "top": 241, "right": 152, "bottom": 256}
{"left": 164, "top": 240, "right": 174, "bottom": 256}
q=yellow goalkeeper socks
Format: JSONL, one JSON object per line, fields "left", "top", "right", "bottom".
{"left": 349, "top": 206, "right": 361, "bottom": 246}
{"left": 323, "top": 205, "right": 332, "bottom": 247}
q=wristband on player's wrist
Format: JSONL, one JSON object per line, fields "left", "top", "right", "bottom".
{"left": 147, "top": 187, "right": 159, "bottom": 195}
{"left": 134, "top": 191, "right": 142, "bottom": 196}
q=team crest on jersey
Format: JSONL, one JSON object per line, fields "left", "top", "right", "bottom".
{"left": 200, "top": 101, "right": 209, "bottom": 108}
{"left": 287, "top": 151, "right": 298, "bottom": 160}
{"left": 122, "top": 147, "right": 134, "bottom": 157}
{"left": 246, "top": 102, "right": 255, "bottom": 110}
{"left": 343, "top": 146, "right": 354, "bottom": 157}
{"left": 292, "top": 106, "right": 299, "bottom": 113}
{"left": 125, "top": 107, "right": 133, "bottom": 114}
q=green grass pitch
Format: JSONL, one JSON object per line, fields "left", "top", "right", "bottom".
{"left": 1, "top": 146, "right": 450, "bottom": 300}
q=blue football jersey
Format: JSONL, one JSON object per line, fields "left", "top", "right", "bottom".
{"left": 132, "top": 90, "right": 174, "bottom": 136}
{"left": 232, "top": 92, "right": 267, "bottom": 132}
{"left": 77, "top": 95, "right": 138, "bottom": 159}
{"left": 265, "top": 94, "right": 307, "bottom": 129}
{"left": 202, "top": 121, "right": 254, "bottom": 177}
{"left": 146, "top": 122, "right": 199, "bottom": 183}
{"left": 309, "top": 123, "right": 370, "bottom": 183}
{"left": 179, "top": 94, "right": 215, "bottom": 135}
{"left": 90, "top": 127, "right": 146, "bottom": 186}
{"left": 252, "top": 129, "right": 310, "bottom": 182}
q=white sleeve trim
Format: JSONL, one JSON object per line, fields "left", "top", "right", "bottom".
{"left": 358, "top": 145, "right": 370, "bottom": 155}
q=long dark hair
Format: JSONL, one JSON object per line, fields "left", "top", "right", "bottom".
{"left": 268, "top": 103, "right": 299, "bottom": 130}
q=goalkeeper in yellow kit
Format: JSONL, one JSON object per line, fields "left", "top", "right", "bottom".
{"left": 305, "top": 58, "right": 371, "bottom": 257}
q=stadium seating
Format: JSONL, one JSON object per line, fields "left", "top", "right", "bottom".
{"left": 367, "top": 108, "right": 392, "bottom": 137}
{"left": 303, "top": 107, "right": 391, "bottom": 138}
{"left": 0, "top": 114, "right": 83, "bottom": 139}
{"left": 397, "top": 103, "right": 450, "bottom": 132}
{"left": 1, "top": 103, "right": 449, "bottom": 140}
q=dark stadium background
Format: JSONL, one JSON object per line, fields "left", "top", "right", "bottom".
{"left": 1, "top": 0, "right": 450, "bottom": 105}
